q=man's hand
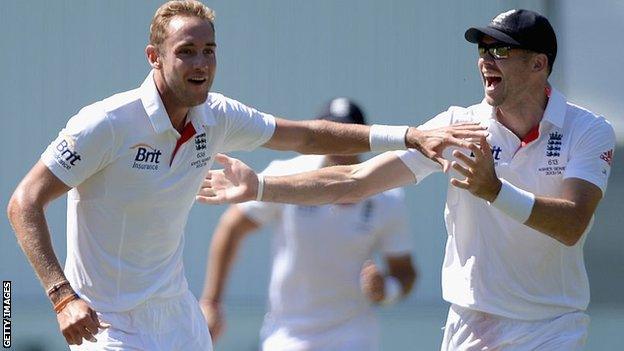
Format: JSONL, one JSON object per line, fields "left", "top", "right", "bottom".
{"left": 406, "top": 123, "right": 488, "bottom": 172}
{"left": 360, "top": 261, "right": 385, "bottom": 303}
{"left": 450, "top": 137, "right": 502, "bottom": 202}
{"left": 200, "top": 300, "right": 226, "bottom": 343}
{"left": 197, "top": 154, "right": 259, "bottom": 205}
{"left": 57, "top": 297, "right": 109, "bottom": 346}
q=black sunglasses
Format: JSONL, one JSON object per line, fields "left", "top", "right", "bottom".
{"left": 478, "top": 44, "right": 519, "bottom": 59}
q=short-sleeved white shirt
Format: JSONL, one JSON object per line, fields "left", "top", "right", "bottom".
{"left": 396, "top": 88, "right": 615, "bottom": 320}
{"left": 41, "top": 71, "right": 276, "bottom": 312}
{"left": 238, "top": 155, "right": 411, "bottom": 335}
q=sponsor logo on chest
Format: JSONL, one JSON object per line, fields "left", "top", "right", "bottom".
{"left": 130, "top": 143, "right": 162, "bottom": 171}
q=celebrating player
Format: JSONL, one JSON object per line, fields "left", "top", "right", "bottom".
{"left": 200, "top": 98, "right": 416, "bottom": 350}
{"left": 198, "top": 9, "right": 616, "bottom": 350}
{"left": 6, "top": 1, "right": 483, "bottom": 349}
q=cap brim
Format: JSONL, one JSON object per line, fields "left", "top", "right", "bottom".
{"left": 464, "top": 26, "right": 521, "bottom": 46}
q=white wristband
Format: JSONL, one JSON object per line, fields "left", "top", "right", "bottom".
{"left": 381, "top": 276, "right": 402, "bottom": 305}
{"left": 490, "top": 179, "right": 535, "bottom": 223}
{"left": 256, "top": 174, "right": 265, "bottom": 201}
{"left": 369, "top": 125, "right": 409, "bottom": 152}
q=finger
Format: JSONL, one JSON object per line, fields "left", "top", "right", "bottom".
{"left": 450, "top": 177, "right": 470, "bottom": 189}
{"left": 452, "top": 150, "right": 477, "bottom": 168}
{"left": 451, "top": 130, "right": 490, "bottom": 139}
{"left": 77, "top": 322, "right": 97, "bottom": 343}
{"left": 451, "top": 122, "right": 484, "bottom": 129}
{"left": 196, "top": 194, "right": 225, "bottom": 205}
{"left": 451, "top": 161, "right": 472, "bottom": 178}
{"left": 197, "top": 187, "right": 216, "bottom": 197}
{"left": 480, "top": 137, "right": 492, "bottom": 158}
{"left": 434, "top": 156, "right": 451, "bottom": 173}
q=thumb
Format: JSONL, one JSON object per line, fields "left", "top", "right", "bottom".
{"left": 214, "top": 153, "right": 232, "bottom": 166}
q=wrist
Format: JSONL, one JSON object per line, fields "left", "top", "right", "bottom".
{"left": 369, "top": 125, "right": 409, "bottom": 152}
{"left": 487, "top": 178, "right": 503, "bottom": 202}
{"left": 489, "top": 178, "right": 535, "bottom": 223}
{"left": 48, "top": 283, "right": 77, "bottom": 305}
{"left": 255, "top": 174, "right": 265, "bottom": 201}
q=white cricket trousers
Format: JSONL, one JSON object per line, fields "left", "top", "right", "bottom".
{"left": 441, "top": 304, "right": 589, "bottom": 351}
{"left": 70, "top": 290, "right": 212, "bottom": 351}
{"left": 261, "top": 313, "right": 380, "bottom": 351}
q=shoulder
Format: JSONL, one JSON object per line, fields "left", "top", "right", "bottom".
{"left": 564, "top": 102, "right": 615, "bottom": 141}
{"left": 207, "top": 92, "right": 250, "bottom": 115}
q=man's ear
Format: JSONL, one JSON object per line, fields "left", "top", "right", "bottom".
{"left": 146, "top": 45, "right": 161, "bottom": 69}
{"left": 533, "top": 53, "right": 548, "bottom": 73}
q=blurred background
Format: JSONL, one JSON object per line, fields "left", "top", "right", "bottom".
{"left": 1, "top": 0, "right": 623, "bottom": 350}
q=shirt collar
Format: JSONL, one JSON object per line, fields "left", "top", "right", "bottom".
{"left": 139, "top": 70, "right": 216, "bottom": 135}
{"left": 541, "top": 87, "right": 566, "bottom": 128}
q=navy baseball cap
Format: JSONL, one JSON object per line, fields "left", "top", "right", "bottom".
{"left": 317, "top": 97, "right": 366, "bottom": 125}
{"left": 465, "top": 9, "right": 557, "bottom": 67}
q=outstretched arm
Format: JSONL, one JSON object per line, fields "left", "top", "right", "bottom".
{"left": 264, "top": 118, "right": 486, "bottom": 171}
{"left": 196, "top": 152, "right": 417, "bottom": 206}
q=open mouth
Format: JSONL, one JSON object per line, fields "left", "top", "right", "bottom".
{"left": 188, "top": 77, "right": 207, "bottom": 86}
{"left": 484, "top": 75, "right": 502, "bottom": 90}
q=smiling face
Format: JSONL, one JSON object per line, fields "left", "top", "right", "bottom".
{"left": 478, "top": 36, "right": 536, "bottom": 107}
{"left": 149, "top": 15, "right": 217, "bottom": 108}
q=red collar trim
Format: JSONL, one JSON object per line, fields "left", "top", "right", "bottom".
{"left": 170, "top": 122, "right": 197, "bottom": 166}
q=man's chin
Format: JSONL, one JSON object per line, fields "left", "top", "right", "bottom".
{"left": 484, "top": 94, "right": 502, "bottom": 107}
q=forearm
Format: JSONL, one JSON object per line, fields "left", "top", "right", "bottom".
{"left": 201, "top": 209, "right": 254, "bottom": 303}
{"left": 263, "top": 165, "right": 364, "bottom": 205}
{"left": 524, "top": 197, "right": 591, "bottom": 246}
{"left": 7, "top": 196, "right": 72, "bottom": 304}
{"left": 202, "top": 231, "right": 243, "bottom": 302}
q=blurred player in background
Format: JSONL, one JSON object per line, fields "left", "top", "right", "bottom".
{"left": 198, "top": 9, "right": 616, "bottom": 350}
{"left": 5, "top": 1, "right": 484, "bottom": 349}
{"left": 200, "top": 98, "right": 417, "bottom": 351}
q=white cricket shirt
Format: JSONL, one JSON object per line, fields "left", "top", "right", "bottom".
{"left": 239, "top": 155, "right": 411, "bottom": 336}
{"left": 41, "top": 71, "right": 275, "bottom": 312}
{"left": 397, "top": 88, "right": 615, "bottom": 320}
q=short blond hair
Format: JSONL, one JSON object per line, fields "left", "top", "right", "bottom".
{"left": 149, "top": 0, "right": 215, "bottom": 48}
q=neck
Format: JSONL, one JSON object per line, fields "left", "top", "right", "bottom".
{"left": 496, "top": 83, "right": 549, "bottom": 139}
{"left": 153, "top": 71, "right": 189, "bottom": 133}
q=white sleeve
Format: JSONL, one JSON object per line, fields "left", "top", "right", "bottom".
{"left": 393, "top": 109, "right": 452, "bottom": 182}
{"left": 563, "top": 117, "right": 616, "bottom": 194}
{"left": 215, "top": 95, "right": 276, "bottom": 153}
{"left": 375, "top": 189, "right": 412, "bottom": 255}
{"left": 41, "top": 105, "right": 115, "bottom": 187}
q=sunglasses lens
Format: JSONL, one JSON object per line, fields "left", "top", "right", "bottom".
{"left": 492, "top": 47, "right": 510, "bottom": 59}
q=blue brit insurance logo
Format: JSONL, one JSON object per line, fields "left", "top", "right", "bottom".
{"left": 54, "top": 134, "right": 82, "bottom": 170}
{"left": 130, "top": 143, "right": 162, "bottom": 170}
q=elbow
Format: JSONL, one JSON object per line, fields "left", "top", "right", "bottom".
{"left": 559, "top": 218, "right": 590, "bottom": 247}
{"left": 561, "top": 227, "right": 585, "bottom": 247}
{"left": 7, "top": 190, "right": 26, "bottom": 233}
